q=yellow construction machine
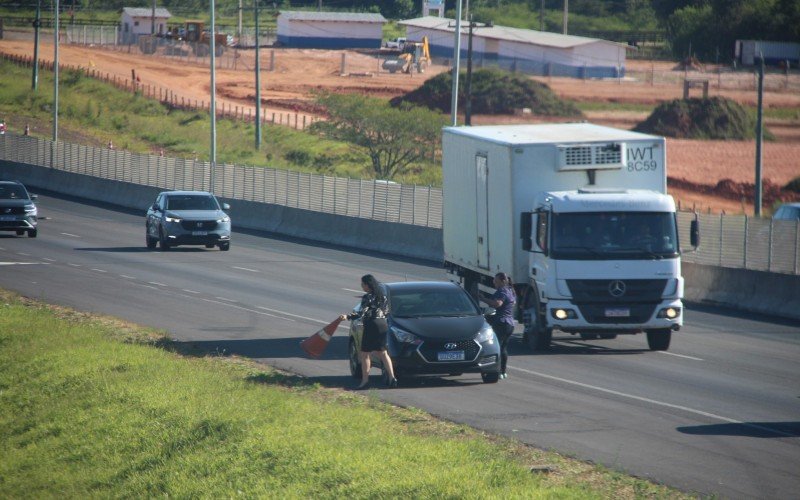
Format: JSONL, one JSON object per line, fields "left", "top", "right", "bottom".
{"left": 182, "top": 20, "right": 229, "bottom": 57}
{"left": 382, "top": 36, "right": 430, "bottom": 74}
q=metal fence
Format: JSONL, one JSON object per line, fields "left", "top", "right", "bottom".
{"left": 0, "top": 133, "right": 443, "bottom": 229}
{"left": 3, "top": 133, "right": 798, "bottom": 274}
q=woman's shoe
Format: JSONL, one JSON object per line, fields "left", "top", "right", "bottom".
{"left": 387, "top": 378, "right": 398, "bottom": 388}
{"left": 356, "top": 381, "right": 370, "bottom": 390}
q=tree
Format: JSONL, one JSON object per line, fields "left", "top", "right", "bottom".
{"left": 311, "top": 93, "right": 447, "bottom": 180}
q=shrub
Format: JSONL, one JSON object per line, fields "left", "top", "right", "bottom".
{"left": 785, "top": 176, "right": 800, "bottom": 194}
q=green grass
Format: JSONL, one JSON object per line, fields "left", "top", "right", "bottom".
{"left": 0, "top": 290, "right": 690, "bottom": 498}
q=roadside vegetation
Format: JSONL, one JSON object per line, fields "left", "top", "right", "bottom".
{"left": 0, "top": 289, "right": 690, "bottom": 498}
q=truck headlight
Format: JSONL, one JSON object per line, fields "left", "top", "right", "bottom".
{"left": 391, "top": 326, "right": 421, "bottom": 345}
{"left": 657, "top": 307, "right": 681, "bottom": 319}
{"left": 551, "top": 308, "right": 577, "bottom": 320}
{"left": 165, "top": 215, "right": 182, "bottom": 223}
{"left": 474, "top": 324, "right": 495, "bottom": 344}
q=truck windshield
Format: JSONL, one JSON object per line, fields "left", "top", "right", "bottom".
{"left": 551, "top": 212, "right": 678, "bottom": 260}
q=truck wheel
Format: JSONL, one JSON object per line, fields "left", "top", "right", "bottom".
{"left": 522, "top": 288, "right": 552, "bottom": 352}
{"left": 646, "top": 329, "right": 671, "bottom": 351}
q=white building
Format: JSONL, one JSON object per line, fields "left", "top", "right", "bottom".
{"left": 120, "top": 7, "right": 171, "bottom": 44}
{"left": 399, "top": 16, "right": 628, "bottom": 78}
{"left": 276, "top": 11, "right": 386, "bottom": 49}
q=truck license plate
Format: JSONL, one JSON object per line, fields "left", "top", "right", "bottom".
{"left": 605, "top": 308, "right": 630, "bottom": 318}
{"left": 437, "top": 351, "right": 465, "bottom": 361}
{"left": 192, "top": 231, "right": 208, "bottom": 236}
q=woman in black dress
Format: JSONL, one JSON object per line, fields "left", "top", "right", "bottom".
{"left": 340, "top": 274, "right": 398, "bottom": 389}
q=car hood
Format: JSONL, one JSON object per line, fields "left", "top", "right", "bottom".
{"left": 166, "top": 210, "right": 226, "bottom": 220}
{"left": 0, "top": 199, "right": 32, "bottom": 208}
{"left": 391, "top": 315, "right": 486, "bottom": 341}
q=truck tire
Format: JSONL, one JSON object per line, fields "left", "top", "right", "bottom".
{"left": 646, "top": 329, "right": 671, "bottom": 351}
{"left": 522, "top": 288, "right": 552, "bottom": 351}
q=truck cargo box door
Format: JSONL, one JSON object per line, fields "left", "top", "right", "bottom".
{"left": 476, "top": 154, "right": 489, "bottom": 270}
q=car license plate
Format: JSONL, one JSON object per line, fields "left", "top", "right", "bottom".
{"left": 0, "top": 215, "right": 15, "bottom": 221}
{"left": 605, "top": 307, "right": 630, "bottom": 318}
{"left": 192, "top": 231, "right": 208, "bottom": 236}
{"left": 437, "top": 351, "right": 465, "bottom": 361}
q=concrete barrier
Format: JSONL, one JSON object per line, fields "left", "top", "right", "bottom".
{"left": 4, "top": 160, "right": 799, "bottom": 319}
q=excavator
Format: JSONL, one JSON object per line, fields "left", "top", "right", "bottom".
{"left": 139, "top": 20, "right": 230, "bottom": 57}
{"left": 382, "top": 36, "right": 430, "bottom": 74}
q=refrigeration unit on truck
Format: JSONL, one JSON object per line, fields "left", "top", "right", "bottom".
{"left": 442, "top": 123, "right": 699, "bottom": 352}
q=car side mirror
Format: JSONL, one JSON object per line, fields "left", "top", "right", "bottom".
{"left": 520, "top": 212, "right": 533, "bottom": 251}
{"left": 151, "top": 203, "right": 159, "bottom": 212}
{"left": 690, "top": 218, "right": 700, "bottom": 248}
{"left": 222, "top": 202, "right": 230, "bottom": 211}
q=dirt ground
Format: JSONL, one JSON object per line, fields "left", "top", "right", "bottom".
{"left": 2, "top": 39, "right": 798, "bottom": 214}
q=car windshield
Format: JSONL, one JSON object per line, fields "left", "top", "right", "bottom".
{"left": 0, "top": 185, "right": 28, "bottom": 200}
{"left": 389, "top": 287, "right": 480, "bottom": 318}
{"left": 551, "top": 212, "right": 678, "bottom": 260}
{"left": 166, "top": 195, "right": 218, "bottom": 211}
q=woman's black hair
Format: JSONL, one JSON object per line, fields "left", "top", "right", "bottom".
{"left": 495, "top": 272, "right": 516, "bottom": 298}
{"left": 361, "top": 274, "right": 385, "bottom": 300}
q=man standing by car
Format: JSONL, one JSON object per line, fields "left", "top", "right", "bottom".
{"left": 480, "top": 272, "right": 516, "bottom": 380}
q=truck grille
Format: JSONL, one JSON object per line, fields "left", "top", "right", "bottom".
{"left": 180, "top": 220, "right": 218, "bottom": 231}
{"left": 577, "top": 303, "right": 658, "bottom": 324}
{"left": 419, "top": 339, "right": 480, "bottom": 363}
{"left": 566, "top": 279, "right": 667, "bottom": 303}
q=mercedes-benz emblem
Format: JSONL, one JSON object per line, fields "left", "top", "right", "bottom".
{"left": 444, "top": 342, "right": 458, "bottom": 350}
{"left": 196, "top": 222, "right": 202, "bottom": 228}
{"left": 608, "top": 280, "right": 626, "bottom": 297}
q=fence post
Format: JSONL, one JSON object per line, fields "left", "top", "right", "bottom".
{"left": 718, "top": 213, "right": 723, "bottom": 266}
{"left": 426, "top": 187, "right": 431, "bottom": 227}
{"left": 767, "top": 218, "right": 773, "bottom": 272}
{"left": 743, "top": 215, "right": 748, "bottom": 269}
{"left": 795, "top": 220, "right": 799, "bottom": 275}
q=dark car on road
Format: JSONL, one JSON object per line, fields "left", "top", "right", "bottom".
{"left": 146, "top": 190, "right": 231, "bottom": 250}
{"left": 0, "top": 180, "right": 38, "bottom": 237}
{"left": 348, "top": 281, "right": 501, "bottom": 384}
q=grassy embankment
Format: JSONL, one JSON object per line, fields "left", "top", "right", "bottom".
{"left": 0, "top": 289, "right": 691, "bottom": 498}
{"left": 0, "top": 59, "right": 440, "bottom": 186}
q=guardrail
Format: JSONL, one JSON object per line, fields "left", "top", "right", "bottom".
{"left": 0, "top": 133, "right": 442, "bottom": 228}
{"left": 2, "top": 132, "right": 798, "bottom": 274}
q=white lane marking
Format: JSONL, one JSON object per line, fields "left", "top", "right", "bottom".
{"left": 61, "top": 232, "right": 80, "bottom": 238}
{"left": 200, "top": 297, "right": 284, "bottom": 319}
{"left": 135, "top": 284, "right": 160, "bottom": 291}
{"left": 91, "top": 268, "right": 107, "bottom": 273}
{"left": 120, "top": 275, "right": 135, "bottom": 279}
{"left": 508, "top": 365, "right": 797, "bottom": 438}
{"left": 0, "top": 246, "right": 5, "bottom": 250}
{"left": 256, "top": 306, "right": 347, "bottom": 329}
{"left": 43, "top": 258, "right": 56, "bottom": 262}
{"left": 182, "top": 289, "right": 200, "bottom": 294}
{"left": 0, "top": 262, "right": 46, "bottom": 266}
{"left": 16, "top": 252, "right": 30, "bottom": 256}
{"left": 342, "top": 288, "right": 362, "bottom": 294}
{"left": 232, "top": 266, "right": 260, "bottom": 273}
{"left": 148, "top": 281, "right": 167, "bottom": 287}
{"left": 68, "top": 263, "right": 81, "bottom": 267}
{"left": 215, "top": 296, "right": 236, "bottom": 302}
{"left": 658, "top": 351, "right": 704, "bottom": 361}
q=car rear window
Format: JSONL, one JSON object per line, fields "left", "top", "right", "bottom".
{"left": 166, "top": 195, "right": 218, "bottom": 210}
{"left": 390, "top": 288, "right": 479, "bottom": 318}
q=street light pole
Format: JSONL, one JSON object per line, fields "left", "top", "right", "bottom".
{"left": 755, "top": 54, "right": 764, "bottom": 217}
{"left": 210, "top": 0, "right": 217, "bottom": 193}
{"left": 465, "top": 15, "right": 474, "bottom": 125}
{"left": 53, "top": 0, "right": 59, "bottom": 150}
{"left": 450, "top": 0, "right": 463, "bottom": 126}
{"left": 32, "top": 0, "right": 41, "bottom": 90}
{"left": 255, "top": 0, "right": 262, "bottom": 150}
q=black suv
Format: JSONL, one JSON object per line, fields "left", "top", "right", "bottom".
{"left": 0, "top": 180, "right": 38, "bottom": 237}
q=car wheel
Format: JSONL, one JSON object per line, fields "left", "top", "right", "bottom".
{"left": 348, "top": 339, "right": 362, "bottom": 379}
{"left": 205, "top": 243, "right": 215, "bottom": 248}
{"left": 580, "top": 333, "right": 599, "bottom": 340}
{"left": 16, "top": 230, "right": 24, "bottom": 236}
{"left": 218, "top": 241, "right": 230, "bottom": 251}
{"left": 159, "top": 228, "right": 170, "bottom": 251}
{"left": 146, "top": 233, "right": 157, "bottom": 249}
{"left": 646, "top": 329, "right": 671, "bottom": 351}
{"left": 28, "top": 229, "right": 37, "bottom": 238}
{"left": 481, "top": 372, "right": 500, "bottom": 383}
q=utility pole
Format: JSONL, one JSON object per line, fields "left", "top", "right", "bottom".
{"left": 563, "top": 0, "right": 568, "bottom": 35}
{"left": 755, "top": 53, "right": 764, "bottom": 217}
{"left": 466, "top": 14, "right": 474, "bottom": 125}
{"left": 255, "top": 0, "right": 262, "bottom": 150}
{"left": 32, "top": 0, "right": 41, "bottom": 90}
{"left": 238, "top": 0, "right": 243, "bottom": 40}
{"left": 540, "top": 0, "right": 545, "bottom": 31}
{"left": 210, "top": 0, "right": 217, "bottom": 193}
{"left": 450, "top": 0, "right": 463, "bottom": 126}
{"left": 52, "top": 0, "right": 60, "bottom": 167}
{"left": 151, "top": 0, "right": 156, "bottom": 35}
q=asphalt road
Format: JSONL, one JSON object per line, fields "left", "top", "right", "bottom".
{"left": 2, "top": 193, "right": 799, "bottom": 499}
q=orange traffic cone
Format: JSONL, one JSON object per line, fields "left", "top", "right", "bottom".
{"left": 300, "top": 317, "right": 343, "bottom": 359}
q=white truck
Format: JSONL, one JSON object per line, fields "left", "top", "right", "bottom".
{"left": 442, "top": 123, "right": 699, "bottom": 351}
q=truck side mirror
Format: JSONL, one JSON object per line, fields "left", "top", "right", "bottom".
{"left": 520, "top": 212, "right": 533, "bottom": 251}
{"left": 690, "top": 218, "right": 700, "bottom": 248}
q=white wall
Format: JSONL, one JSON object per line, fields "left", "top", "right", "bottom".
{"left": 121, "top": 13, "right": 167, "bottom": 36}
{"left": 277, "top": 19, "right": 382, "bottom": 40}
